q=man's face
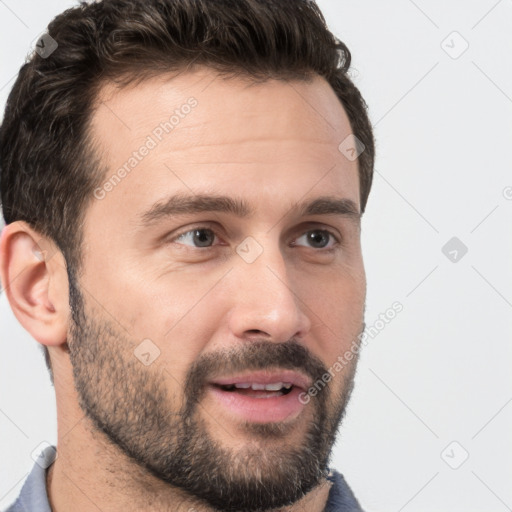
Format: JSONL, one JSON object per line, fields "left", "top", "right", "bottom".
{"left": 68, "top": 68, "right": 366, "bottom": 511}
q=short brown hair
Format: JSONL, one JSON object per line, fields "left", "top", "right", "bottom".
{"left": 0, "top": 0, "right": 375, "bottom": 383}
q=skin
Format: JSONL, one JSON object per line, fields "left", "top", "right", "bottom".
{"left": 0, "top": 67, "right": 366, "bottom": 511}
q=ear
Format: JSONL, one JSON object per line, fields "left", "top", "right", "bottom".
{"left": 0, "top": 221, "right": 69, "bottom": 347}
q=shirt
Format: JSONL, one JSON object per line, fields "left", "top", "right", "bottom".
{"left": 5, "top": 445, "right": 364, "bottom": 511}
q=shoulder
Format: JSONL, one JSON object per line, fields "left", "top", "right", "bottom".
{"left": 4, "top": 445, "right": 56, "bottom": 512}
{"left": 324, "top": 468, "right": 365, "bottom": 512}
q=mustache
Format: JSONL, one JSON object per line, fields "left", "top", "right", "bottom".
{"left": 183, "top": 340, "right": 329, "bottom": 405}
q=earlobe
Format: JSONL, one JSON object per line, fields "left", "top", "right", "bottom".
{"left": 0, "top": 221, "right": 69, "bottom": 348}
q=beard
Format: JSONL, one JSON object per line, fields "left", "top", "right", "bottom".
{"left": 66, "top": 269, "right": 361, "bottom": 512}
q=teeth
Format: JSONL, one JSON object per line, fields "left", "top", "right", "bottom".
{"left": 223, "top": 382, "right": 295, "bottom": 391}
{"left": 234, "top": 383, "right": 251, "bottom": 389}
{"left": 261, "top": 382, "right": 283, "bottom": 391}
{"left": 242, "top": 382, "right": 292, "bottom": 391}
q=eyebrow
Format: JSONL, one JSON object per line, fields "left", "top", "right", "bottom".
{"left": 137, "top": 193, "right": 361, "bottom": 228}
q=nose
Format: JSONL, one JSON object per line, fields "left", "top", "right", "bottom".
{"left": 227, "top": 244, "right": 312, "bottom": 343}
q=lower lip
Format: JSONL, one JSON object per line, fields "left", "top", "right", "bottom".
{"left": 207, "top": 385, "right": 307, "bottom": 423}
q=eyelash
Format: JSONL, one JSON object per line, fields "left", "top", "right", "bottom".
{"left": 169, "top": 225, "right": 341, "bottom": 251}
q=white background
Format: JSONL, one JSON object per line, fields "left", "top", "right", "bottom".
{"left": 1, "top": 1, "right": 511, "bottom": 511}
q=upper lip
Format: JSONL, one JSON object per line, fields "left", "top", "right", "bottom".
{"left": 210, "top": 370, "right": 312, "bottom": 391}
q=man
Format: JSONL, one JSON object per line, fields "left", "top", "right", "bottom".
{"left": 0, "top": 0, "right": 375, "bottom": 510}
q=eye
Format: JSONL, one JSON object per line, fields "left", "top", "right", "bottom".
{"left": 293, "top": 229, "right": 339, "bottom": 250}
{"left": 173, "top": 227, "right": 219, "bottom": 248}
{"left": 169, "top": 226, "right": 340, "bottom": 251}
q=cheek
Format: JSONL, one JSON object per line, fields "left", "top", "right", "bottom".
{"left": 92, "top": 269, "right": 222, "bottom": 388}
{"left": 145, "top": 280, "right": 227, "bottom": 372}
{"left": 116, "top": 267, "right": 219, "bottom": 335}
{"left": 305, "top": 269, "right": 365, "bottom": 360}
{"left": 307, "top": 262, "right": 365, "bottom": 311}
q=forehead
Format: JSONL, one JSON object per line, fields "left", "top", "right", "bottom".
{"left": 86, "top": 67, "right": 359, "bottom": 233}
{"left": 92, "top": 67, "right": 351, "bottom": 139}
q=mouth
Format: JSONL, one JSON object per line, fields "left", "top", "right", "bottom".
{"left": 213, "top": 381, "right": 295, "bottom": 397}
{"left": 207, "top": 370, "right": 311, "bottom": 424}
